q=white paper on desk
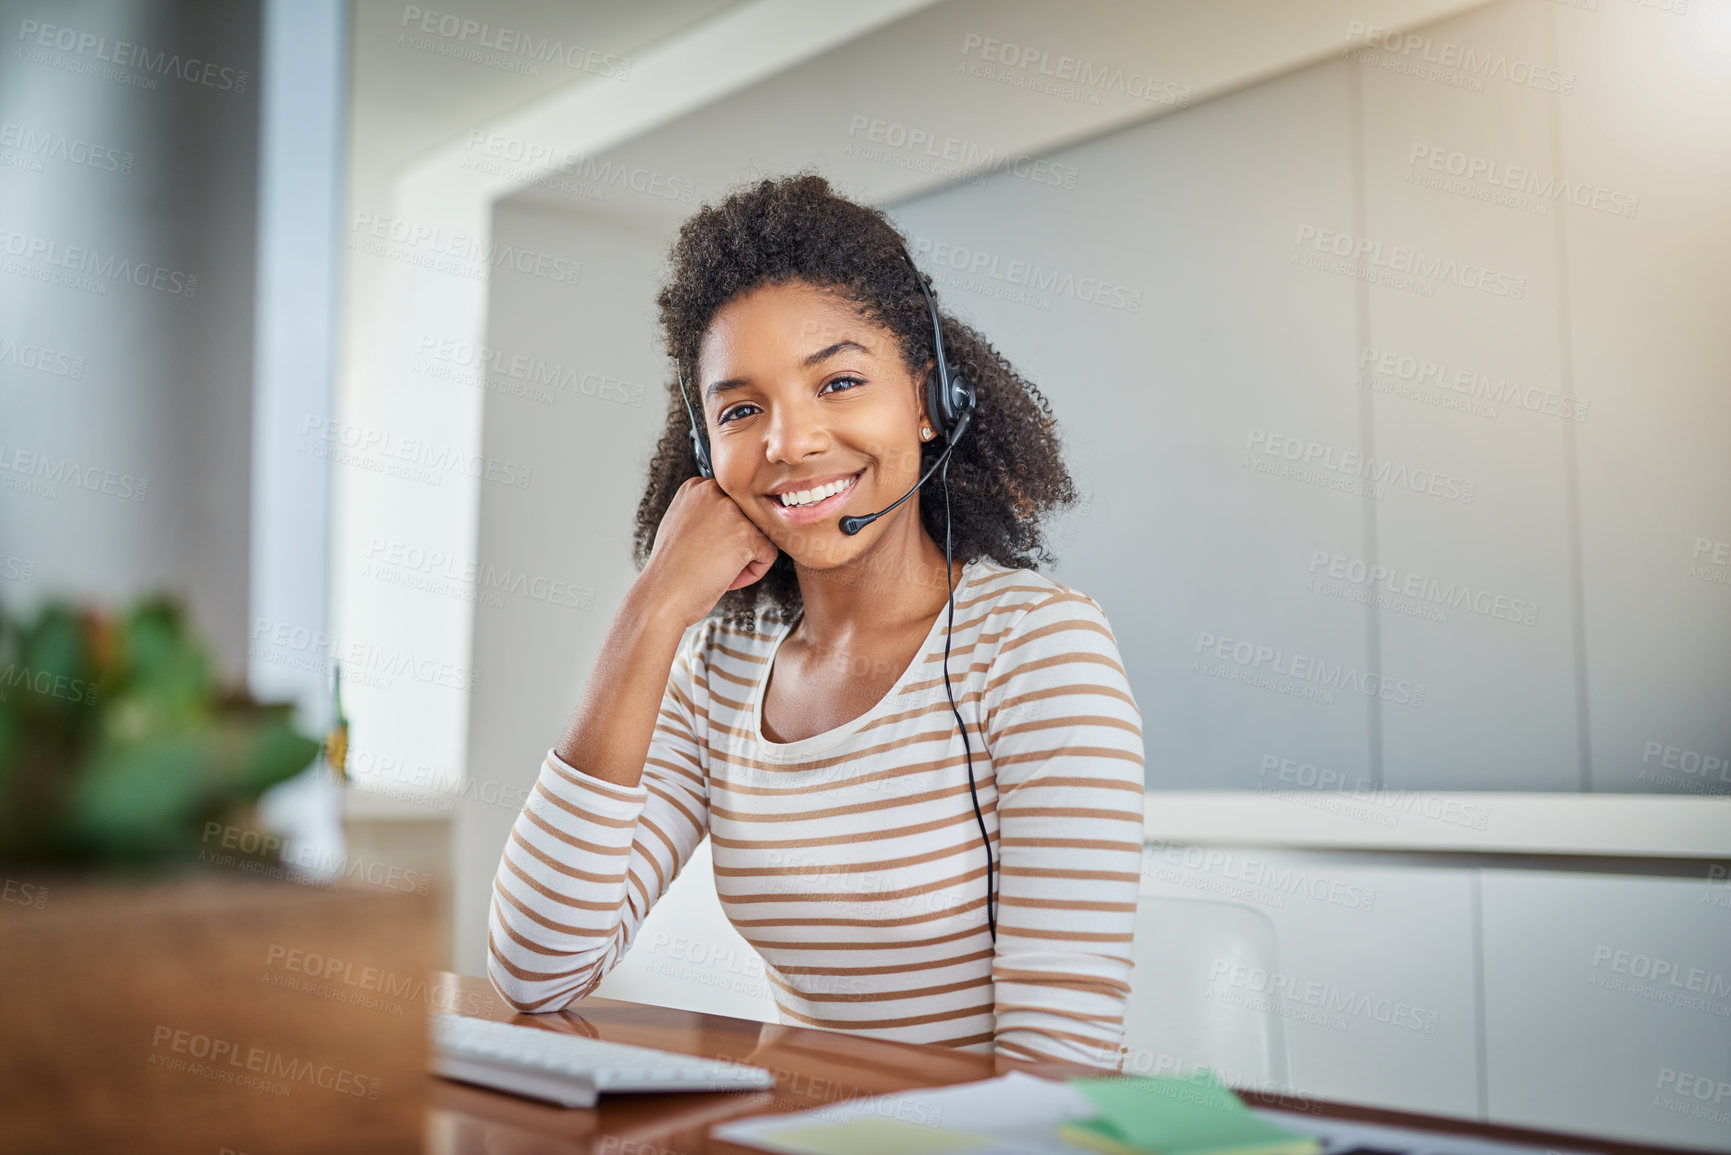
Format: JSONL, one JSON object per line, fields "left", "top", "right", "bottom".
{"left": 1251, "top": 1106, "right": 1606, "bottom": 1155}
{"left": 710, "top": 1070, "right": 1108, "bottom": 1155}
{"left": 712, "top": 1072, "right": 1614, "bottom": 1155}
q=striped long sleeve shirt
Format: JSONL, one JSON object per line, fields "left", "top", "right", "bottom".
{"left": 487, "top": 557, "right": 1147, "bottom": 1068}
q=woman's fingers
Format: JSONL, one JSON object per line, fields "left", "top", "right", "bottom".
{"left": 727, "top": 538, "right": 779, "bottom": 590}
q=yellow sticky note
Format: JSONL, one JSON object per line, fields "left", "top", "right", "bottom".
{"left": 768, "top": 1115, "right": 995, "bottom": 1154}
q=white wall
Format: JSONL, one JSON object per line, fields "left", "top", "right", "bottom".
{"left": 0, "top": 0, "right": 262, "bottom": 673}
{"left": 879, "top": 0, "right": 1730, "bottom": 794}
{"left": 453, "top": 201, "right": 673, "bottom": 978}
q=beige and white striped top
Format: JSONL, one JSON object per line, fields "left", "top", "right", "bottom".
{"left": 487, "top": 556, "right": 1147, "bottom": 1069}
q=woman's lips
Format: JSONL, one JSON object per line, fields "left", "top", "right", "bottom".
{"left": 768, "top": 470, "right": 864, "bottom": 525}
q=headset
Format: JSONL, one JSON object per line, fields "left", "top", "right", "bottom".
{"left": 676, "top": 242, "right": 996, "bottom": 941}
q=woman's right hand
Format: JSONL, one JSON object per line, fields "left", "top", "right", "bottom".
{"left": 638, "top": 476, "right": 781, "bottom": 630}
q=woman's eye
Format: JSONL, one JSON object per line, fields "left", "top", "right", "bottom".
{"left": 717, "top": 377, "right": 863, "bottom": 425}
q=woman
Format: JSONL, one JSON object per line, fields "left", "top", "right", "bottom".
{"left": 487, "top": 174, "right": 1146, "bottom": 1070}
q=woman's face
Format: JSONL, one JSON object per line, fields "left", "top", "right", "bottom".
{"left": 696, "top": 279, "right": 931, "bottom": 569}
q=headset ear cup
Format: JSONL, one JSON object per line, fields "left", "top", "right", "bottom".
{"left": 678, "top": 370, "right": 715, "bottom": 479}
{"left": 689, "top": 426, "right": 713, "bottom": 479}
{"left": 935, "top": 371, "right": 972, "bottom": 446}
{"left": 926, "top": 363, "right": 953, "bottom": 443}
{"left": 951, "top": 372, "right": 973, "bottom": 425}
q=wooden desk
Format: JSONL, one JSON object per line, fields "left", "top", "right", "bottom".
{"left": 426, "top": 972, "right": 1700, "bottom": 1155}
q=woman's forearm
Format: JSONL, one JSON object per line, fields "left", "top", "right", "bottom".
{"left": 552, "top": 578, "right": 690, "bottom": 790}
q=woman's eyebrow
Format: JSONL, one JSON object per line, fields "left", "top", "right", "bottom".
{"left": 800, "top": 339, "right": 870, "bottom": 368}
{"left": 705, "top": 339, "right": 872, "bottom": 401}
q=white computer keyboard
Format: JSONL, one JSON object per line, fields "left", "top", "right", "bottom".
{"left": 428, "top": 1013, "right": 778, "bottom": 1108}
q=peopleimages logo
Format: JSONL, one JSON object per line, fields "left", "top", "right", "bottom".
{"left": 1591, "top": 946, "right": 1731, "bottom": 999}
{"left": 1306, "top": 550, "right": 1540, "bottom": 627}
{"left": 1654, "top": 1067, "right": 1731, "bottom": 1126}
{"left": 397, "top": 6, "right": 631, "bottom": 79}
{"left": 1145, "top": 843, "right": 1378, "bottom": 911}
{"left": 0, "top": 662, "right": 99, "bottom": 707}
{"left": 908, "top": 234, "right": 1142, "bottom": 313}
{"left": 1639, "top": 740, "right": 1730, "bottom": 793}
{"left": 0, "top": 227, "right": 198, "bottom": 297}
{"left": 1195, "top": 630, "right": 1426, "bottom": 707}
{"left": 1257, "top": 754, "right": 1491, "bottom": 830}
{"left": 149, "top": 1025, "right": 380, "bottom": 1099}
{"left": 1209, "top": 961, "right": 1441, "bottom": 1033}
{"left": 462, "top": 132, "right": 694, "bottom": 204}
{"left": 348, "top": 212, "right": 580, "bottom": 288}
{"left": 0, "top": 120, "right": 134, "bottom": 174}
{"left": 1690, "top": 536, "right": 1730, "bottom": 589}
{"left": 844, "top": 115, "right": 1080, "bottom": 189}
{"left": 413, "top": 334, "right": 643, "bottom": 407}
{"left": 1293, "top": 225, "right": 1526, "bottom": 299}
{"left": 201, "top": 821, "right": 437, "bottom": 895}
{"left": 1407, "top": 143, "right": 1639, "bottom": 219}
{"left": 299, "top": 415, "right": 533, "bottom": 490}
{"left": 0, "top": 444, "right": 149, "bottom": 502}
{"left": 15, "top": 19, "right": 250, "bottom": 92}
{"left": 264, "top": 945, "right": 486, "bottom": 1016}
{"left": 362, "top": 536, "right": 596, "bottom": 612}
{"left": 0, "top": 335, "right": 85, "bottom": 378}
{"left": 1359, "top": 346, "right": 1587, "bottom": 422}
{"left": 957, "top": 33, "right": 1191, "bottom": 107}
{"left": 1344, "top": 21, "right": 1575, "bottom": 94}
{"left": 1246, "top": 428, "right": 1475, "bottom": 504}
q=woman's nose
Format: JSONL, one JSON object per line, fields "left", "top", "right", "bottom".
{"left": 763, "top": 400, "right": 829, "bottom": 462}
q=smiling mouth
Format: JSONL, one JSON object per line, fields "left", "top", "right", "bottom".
{"left": 768, "top": 470, "right": 864, "bottom": 515}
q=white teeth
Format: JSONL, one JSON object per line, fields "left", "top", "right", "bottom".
{"left": 777, "top": 475, "right": 854, "bottom": 508}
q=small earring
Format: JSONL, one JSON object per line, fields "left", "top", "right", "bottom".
{"left": 921, "top": 426, "right": 934, "bottom": 441}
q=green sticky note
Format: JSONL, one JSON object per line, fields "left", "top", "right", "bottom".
{"left": 1060, "top": 1069, "right": 1320, "bottom": 1155}
{"left": 768, "top": 1116, "right": 996, "bottom": 1154}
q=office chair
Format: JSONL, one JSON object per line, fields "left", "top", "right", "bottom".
{"left": 1120, "top": 896, "right": 1292, "bottom": 1087}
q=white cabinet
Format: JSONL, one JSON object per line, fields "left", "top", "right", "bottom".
{"left": 1138, "top": 849, "right": 1731, "bottom": 1151}
{"left": 1480, "top": 870, "right": 1731, "bottom": 1151}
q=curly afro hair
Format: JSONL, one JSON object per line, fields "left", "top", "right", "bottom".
{"left": 634, "top": 172, "right": 1080, "bottom": 634}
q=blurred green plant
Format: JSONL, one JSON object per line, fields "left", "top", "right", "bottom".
{"left": 0, "top": 595, "right": 322, "bottom": 867}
